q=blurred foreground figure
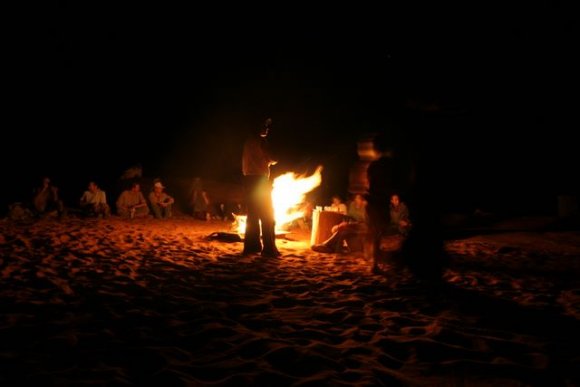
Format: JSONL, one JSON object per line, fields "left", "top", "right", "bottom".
{"left": 365, "top": 129, "right": 447, "bottom": 283}
{"left": 365, "top": 134, "right": 406, "bottom": 273}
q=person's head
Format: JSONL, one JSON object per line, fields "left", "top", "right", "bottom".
{"left": 88, "top": 181, "right": 98, "bottom": 192}
{"left": 131, "top": 183, "right": 141, "bottom": 192}
{"left": 331, "top": 195, "right": 342, "bottom": 206}
{"left": 390, "top": 194, "right": 400, "bottom": 207}
{"left": 352, "top": 193, "right": 365, "bottom": 206}
{"left": 42, "top": 177, "right": 51, "bottom": 186}
{"left": 259, "top": 117, "right": 272, "bottom": 137}
{"left": 153, "top": 181, "right": 165, "bottom": 193}
{"left": 372, "top": 133, "right": 394, "bottom": 158}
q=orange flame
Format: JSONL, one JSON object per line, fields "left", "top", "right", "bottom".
{"left": 235, "top": 166, "right": 323, "bottom": 235}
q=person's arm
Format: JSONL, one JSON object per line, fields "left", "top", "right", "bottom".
{"left": 399, "top": 204, "right": 411, "bottom": 227}
{"left": 331, "top": 220, "right": 349, "bottom": 233}
{"left": 162, "top": 193, "right": 175, "bottom": 206}
{"left": 136, "top": 192, "right": 148, "bottom": 208}
{"left": 80, "top": 191, "right": 88, "bottom": 206}
{"left": 262, "top": 139, "right": 277, "bottom": 166}
{"left": 51, "top": 186, "right": 60, "bottom": 201}
{"left": 147, "top": 192, "right": 158, "bottom": 207}
{"left": 116, "top": 192, "right": 128, "bottom": 211}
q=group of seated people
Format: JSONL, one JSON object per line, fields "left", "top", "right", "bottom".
{"left": 311, "top": 192, "right": 411, "bottom": 254}
{"left": 116, "top": 181, "right": 177, "bottom": 219}
{"left": 29, "top": 177, "right": 177, "bottom": 220}
{"left": 26, "top": 176, "right": 240, "bottom": 222}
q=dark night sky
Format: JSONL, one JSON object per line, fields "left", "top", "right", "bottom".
{"left": 4, "top": 3, "right": 579, "bottom": 214}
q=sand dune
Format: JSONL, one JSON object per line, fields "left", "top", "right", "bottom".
{"left": 0, "top": 217, "right": 579, "bottom": 385}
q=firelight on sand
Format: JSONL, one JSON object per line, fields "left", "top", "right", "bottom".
{"left": 235, "top": 166, "right": 323, "bottom": 235}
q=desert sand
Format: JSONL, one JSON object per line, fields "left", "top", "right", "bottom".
{"left": 0, "top": 216, "right": 579, "bottom": 386}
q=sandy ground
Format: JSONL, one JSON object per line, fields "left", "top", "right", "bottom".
{"left": 0, "top": 216, "right": 579, "bottom": 386}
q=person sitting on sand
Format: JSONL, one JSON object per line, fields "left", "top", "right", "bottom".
{"left": 190, "top": 178, "right": 210, "bottom": 220}
{"left": 32, "top": 176, "right": 65, "bottom": 218}
{"left": 312, "top": 193, "right": 368, "bottom": 253}
{"left": 116, "top": 182, "right": 149, "bottom": 218}
{"left": 80, "top": 181, "right": 110, "bottom": 218}
{"left": 386, "top": 193, "right": 411, "bottom": 236}
{"left": 148, "top": 180, "right": 175, "bottom": 219}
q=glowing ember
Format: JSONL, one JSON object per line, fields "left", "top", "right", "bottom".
{"left": 234, "top": 166, "right": 323, "bottom": 235}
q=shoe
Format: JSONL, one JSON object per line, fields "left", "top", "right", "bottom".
{"left": 243, "top": 243, "right": 262, "bottom": 256}
{"left": 261, "top": 249, "right": 281, "bottom": 258}
{"left": 311, "top": 244, "right": 333, "bottom": 253}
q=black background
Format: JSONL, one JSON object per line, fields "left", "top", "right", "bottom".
{"left": 3, "top": 3, "right": 578, "bottom": 215}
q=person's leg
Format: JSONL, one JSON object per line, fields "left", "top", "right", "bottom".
{"left": 151, "top": 204, "right": 163, "bottom": 219}
{"left": 366, "top": 200, "right": 387, "bottom": 272}
{"left": 344, "top": 223, "right": 367, "bottom": 252}
{"left": 117, "top": 207, "right": 130, "bottom": 218}
{"left": 164, "top": 204, "right": 172, "bottom": 218}
{"left": 243, "top": 176, "right": 262, "bottom": 254}
{"left": 312, "top": 230, "right": 341, "bottom": 253}
{"left": 135, "top": 205, "right": 150, "bottom": 218}
{"left": 258, "top": 179, "right": 279, "bottom": 257}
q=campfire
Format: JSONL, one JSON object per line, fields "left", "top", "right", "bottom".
{"left": 234, "top": 166, "right": 323, "bottom": 236}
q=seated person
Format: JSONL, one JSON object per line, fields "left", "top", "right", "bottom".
{"left": 328, "top": 195, "right": 348, "bottom": 215}
{"left": 191, "top": 188, "right": 210, "bottom": 221}
{"left": 116, "top": 182, "right": 149, "bottom": 218}
{"left": 80, "top": 181, "right": 110, "bottom": 218}
{"left": 32, "top": 176, "right": 65, "bottom": 218}
{"left": 291, "top": 200, "right": 314, "bottom": 231}
{"left": 149, "top": 181, "right": 175, "bottom": 219}
{"left": 312, "top": 193, "right": 368, "bottom": 253}
{"left": 385, "top": 193, "right": 411, "bottom": 236}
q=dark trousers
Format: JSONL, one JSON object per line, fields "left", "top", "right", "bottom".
{"left": 366, "top": 196, "right": 390, "bottom": 266}
{"left": 243, "top": 175, "right": 278, "bottom": 255}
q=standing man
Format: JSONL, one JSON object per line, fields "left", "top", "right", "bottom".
{"left": 241, "top": 117, "right": 281, "bottom": 257}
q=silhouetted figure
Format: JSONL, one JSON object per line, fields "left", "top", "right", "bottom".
{"left": 399, "top": 121, "right": 447, "bottom": 285}
{"left": 241, "top": 117, "right": 280, "bottom": 257}
{"left": 366, "top": 135, "right": 405, "bottom": 272}
{"left": 32, "top": 177, "right": 64, "bottom": 218}
{"left": 190, "top": 177, "right": 210, "bottom": 220}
